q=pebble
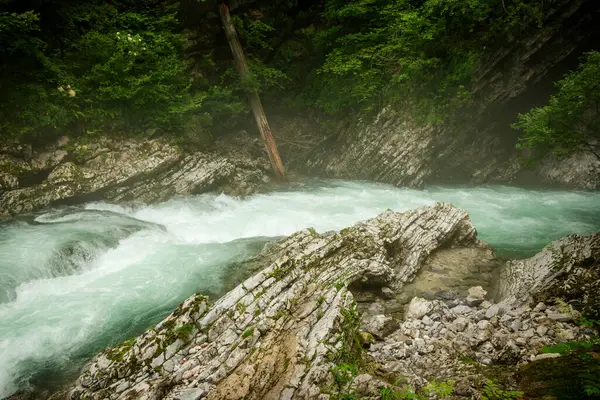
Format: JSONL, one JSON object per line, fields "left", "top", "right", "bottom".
{"left": 532, "top": 353, "right": 561, "bottom": 361}
{"left": 547, "top": 312, "right": 572, "bottom": 322}
{"left": 485, "top": 304, "right": 501, "bottom": 319}
{"left": 510, "top": 319, "right": 522, "bottom": 332}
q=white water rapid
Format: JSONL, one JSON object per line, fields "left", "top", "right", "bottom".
{"left": 1, "top": 180, "right": 599, "bottom": 397}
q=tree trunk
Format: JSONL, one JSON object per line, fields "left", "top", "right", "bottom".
{"left": 218, "top": 2, "right": 286, "bottom": 181}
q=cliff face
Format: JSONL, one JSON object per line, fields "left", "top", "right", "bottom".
{"left": 290, "top": 0, "right": 600, "bottom": 189}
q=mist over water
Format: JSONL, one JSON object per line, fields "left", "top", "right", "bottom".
{"left": 1, "top": 180, "right": 599, "bottom": 397}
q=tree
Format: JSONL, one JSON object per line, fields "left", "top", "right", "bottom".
{"left": 218, "top": 2, "right": 286, "bottom": 181}
{"left": 514, "top": 51, "right": 600, "bottom": 161}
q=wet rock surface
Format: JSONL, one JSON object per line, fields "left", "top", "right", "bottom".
{"left": 54, "top": 204, "right": 599, "bottom": 400}
{"left": 0, "top": 133, "right": 271, "bottom": 217}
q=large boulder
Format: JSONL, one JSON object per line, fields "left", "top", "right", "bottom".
{"left": 60, "top": 203, "right": 480, "bottom": 400}
{"left": 496, "top": 233, "right": 600, "bottom": 319}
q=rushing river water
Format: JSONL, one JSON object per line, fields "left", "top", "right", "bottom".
{"left": 1, "top": 180, "right": 600, "bottom": 397}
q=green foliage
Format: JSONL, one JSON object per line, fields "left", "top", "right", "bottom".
{"left": 325, "top": 302, "right": 365, "bottom": 399}
{"left": 552, "top": 296, "right": 573, "bottom": 314}
{"left": 423, "top": 380, "right": 455, "bottom": 398}
{"left": 268, "top": 262, "right": 292, "bottom": 281}
{"left": 539, "top": 338, "right": 600, "bottom": 397}
{"left": 0, "top": 0, "right": 205, "bottom": 143}
{"left": 331, "top": 362, "right": 359, "bottom": 387}
{"left": 242, "top": 327, "right": 254, "bottom": 338}
{"left": 579, "top": 316, "right": 600, "bottom": 328}
{"left": 481, "top": 379, "right": 524, "bottom": 400}
{"left": 0, "top": 0, "right": 577, "bottom": 149}
{"left": 233, "top": 15, "right": 275, "bottom": 51}
{"left": 514, "top": 51, "right": 600, "bottom": 160}
{"left": 294, "top": 0, "right": 547, "bottom": 120}
{"left": 173, "top": 323, "right": 196, "bottom": 341}
{"left": 541, "top": 337, "right": 600, "bottom": 356}
{"left": 0, "top": 0, "right": 278, "bottom": 146}
{"left": 379, "top": 381, "right": 454, "bottom": 400}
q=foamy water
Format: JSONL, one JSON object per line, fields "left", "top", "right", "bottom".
{"left": 1, "top": 180, "right": 599, "bottom": 397}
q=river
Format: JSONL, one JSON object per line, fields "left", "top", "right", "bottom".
{"left": 1, "top": 180, "right": 599, "bottom": 397}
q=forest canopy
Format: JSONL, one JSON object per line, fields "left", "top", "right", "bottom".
{"left": 0, "top": 0, "right": 591, "bottom": 159}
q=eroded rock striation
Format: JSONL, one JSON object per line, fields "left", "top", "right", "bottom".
{"left": 497, "top": 232, "right": 600, "bottom": 318}
{"left": 62, "top": 203, "right": 478, "bottom": 399}
{"left": 57, "top": 204, "right": 599, "bottom": 400}
{"left": 0, "top": 133, "right": 270, "bottom": 217}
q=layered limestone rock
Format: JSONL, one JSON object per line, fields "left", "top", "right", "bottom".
{"left": 0, "top": 133, "right": 270, "bottom": 217}
{"left": 61, "top": 203, "right": 479, "bottom": 400}
{"left": 57, "top": 204, "right": 598, "bottom": 400}
{"left": 293, "top": 0, "right": 600, "bottom": 189}
{"left": 497, "top": 232, "right": 600, "bottom": 318}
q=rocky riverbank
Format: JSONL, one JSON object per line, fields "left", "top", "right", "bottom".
{"left": 49, "top": 203, "right": 599, "bottom": 400}
{"left": 0, "top": 132, "right": 271, "bottom": 217}
{"left": 282, "top": 0, "right": 600, "bottom": 190}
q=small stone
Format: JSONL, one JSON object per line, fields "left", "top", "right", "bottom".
{"left": 536, "top": 326, "right": 549, "bottom": 336}
{"left": 477, "top": 320, "right": 491, "bottom": 331}
{"left": 362, "top": 314, "right": 394, "bottom": 339}
{"left": 515, "top": 337, "right": 527, "bottom": 346}
{"left": 510, "top": 319, "right": 522, "bottom": 332}
{"left": 466, "top": 286, "right": 487, "bottom": 306}
{"left": 406, "top": 298, "right": 434, "bottom": 319}
{"left": 422, "top": 315, "right": 434, "bottom": 326}
{"left": 452, "top": 317, "right": 468, "bottom": 332}
{"left": 533, "top": 302, "right": 547, "bottom": 312}
{"left": 479, "top": 300, "right": 492, "bottom": 309}
{"left": 556, "top": 329, "right": 576, "bottom": 340}
{"left": 533, "top": 353, "right": 561, "bottom": 361}
{"left": 485, "top": 304, "right": 501, "bottom": 319}
{"left": 547, "top": 313, "right": 572, "bottom": 322}
{"left": 177, "top": 388, "right": 206, "bottom": 400}
{"left": 499, "top": 314, "right": 513, "bottom": 324}
{"left": 414, "top": 338, "right": 426, "bottom": 350}
{"left": 381, "top": 287, "right": 395, "bottom": 299}
{"left": 474, "top": 310, "right": 487, "bottom": 321}
{"left": 520, "top": 328, "right": 535, "bottom": 339}
{"left": 451, "top": 305, "right": 473, "bottom": 315}
{"left": 480, "top": 357, "right": 492, "bottom": 365}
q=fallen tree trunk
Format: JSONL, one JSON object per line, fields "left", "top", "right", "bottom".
{"left": 218, "top": 2, "right": 286, "bottom": 181}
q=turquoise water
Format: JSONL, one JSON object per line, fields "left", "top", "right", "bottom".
{"left": 0, "top": 180, "right": 599, "bottom": 397}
